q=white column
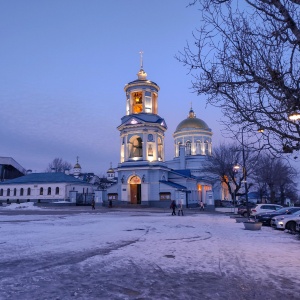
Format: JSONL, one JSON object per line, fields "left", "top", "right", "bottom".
{"left": 143, "top": 133, "right": 147, "bottom": 160}
{"left": 124, "top": 136, "right": 128, "bottom": 161}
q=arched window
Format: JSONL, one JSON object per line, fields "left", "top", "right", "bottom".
{"left": 177, "top": 142, "right": 182, "bottom": 157}
{"left": 14, "top": 188, "right": 17, "bottom": 196}
{"left": 132, "top": 91, "right": 143, "bottom": 113}
{"left": 47, "top": 187, "right": 51, "bottom": 195}
{"left": 205, "top": 141, "right": 209, "bottom": 155}
{"left": 186, "top": 141, "right": 191, "bottom": 155}
{"left": 7, "top": 188, "right": 10, "bottom": 196}
{"left": 27, "top": 188, "right": 31, "bottom": 196}
{"left": 129, "top": 136, "right": 143, "bottom": 158}
{"left": 55, "top": 187, "right": 59, "bottom": 195}
{"left": 0, "top": 189, "right": 3, "bottom": 196}
{"left": 20, "top": 188, "right": 24, "bottom": 196}
{"left": 40, "top": 187, "right": 43, "bottom": 195}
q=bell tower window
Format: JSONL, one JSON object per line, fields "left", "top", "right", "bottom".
{"left": 132, "top": 92, "right": 143, "bottom": 114}
{"left": 129, "top": 136, "right": 143, "bottom": 158}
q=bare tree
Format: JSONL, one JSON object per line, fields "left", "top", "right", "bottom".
{"left": 201, "top": 142, "right": 257, "bottom": 202}
{"left": 45, "top": 158, "right": 72, "bottom": 173}
{"left": 253, "top": 153, "right": 298, "bottom": 204}
{"left": 177, "top": 0, "right": 300, "bottom": 154}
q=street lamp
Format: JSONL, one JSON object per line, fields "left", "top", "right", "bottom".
{"left": 288, "top": 110, "right": 300, "bottom": 121}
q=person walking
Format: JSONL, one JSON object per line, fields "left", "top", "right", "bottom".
{"left": 170, "top": 200, "right": 177, "bottom": 216}
{"left": 91, "top": 198, "right": 96, "bottom": 210}
{"left": 200, "top": 200, "right": 204, "bottom": 211}
{"left": 177, "top": 199, "right": 183, "bottom": 216}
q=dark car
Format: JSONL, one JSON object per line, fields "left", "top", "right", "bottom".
{"left": 238, "top": 203, "right": 256, "bottom": 217}
{"left": 255, "top": 207, "right": 300, "bottom": 226}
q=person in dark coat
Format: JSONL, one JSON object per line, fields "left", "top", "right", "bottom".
{"left": 91, "top": 199, "right": 96, "bottom": 210}
{"left": 170, "top": 200, "right": 177, "bottom": 216}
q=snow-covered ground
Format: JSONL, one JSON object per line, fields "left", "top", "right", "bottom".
{"left": 0, "top": 206, "right": 299, "bottom": 300}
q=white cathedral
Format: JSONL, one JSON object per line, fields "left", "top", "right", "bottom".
{"left": 106, "top": 63, "right": 224, "bottom": 209}
{"left": 0, "top": 60, "right": 227, "bottom": 208}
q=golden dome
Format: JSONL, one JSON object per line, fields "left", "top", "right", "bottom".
{"left": 175, "top": 108, "right": 210, "bottom": 132}
{"left": 107, "top": 163, "right": 114, "bottom": 173}
{"left": 107, "top": 167, "right": 114, "bottom": 173}
{"left": 74, "top": 156, "right": 81, "bottom": 169}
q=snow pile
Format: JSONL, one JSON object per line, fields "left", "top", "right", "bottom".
{"left": 0, "top": 202, "right": 40, "bottom": 210}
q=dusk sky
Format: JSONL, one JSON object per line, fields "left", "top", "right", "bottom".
{"left": 0, "top": 0, "right": 225, "bottom": 175}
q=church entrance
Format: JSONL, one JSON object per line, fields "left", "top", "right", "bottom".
{"left": 129, "top": 176, "right": 141, "bottom": 204}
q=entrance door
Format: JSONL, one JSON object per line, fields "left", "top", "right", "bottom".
{"left": 129, "top": 175, "right": 142, "bottom": 204}
{"left": 130, "top": 184, "right": 141, "bottom": 204}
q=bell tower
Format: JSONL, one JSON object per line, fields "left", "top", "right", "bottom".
{"left": 118, "top": 54, "right": 167, "bottom": 163}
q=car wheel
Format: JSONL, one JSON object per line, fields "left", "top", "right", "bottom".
{"left": 243, "top": 212, "right": 248, "bottom": 217}
{"left": 286, "top": 221, "right": 296, "bottom": 232}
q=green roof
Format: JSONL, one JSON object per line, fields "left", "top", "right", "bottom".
{"left": 0, "top": 172, "right": 88, "bottom": 185}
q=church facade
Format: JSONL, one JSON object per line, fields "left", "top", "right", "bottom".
{"left": 106, "top": 64, "right": 223, "bottom": 208}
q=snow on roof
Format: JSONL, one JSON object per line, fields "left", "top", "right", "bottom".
{"left": 0, "top": 172, "right": 88, "bottom": 185}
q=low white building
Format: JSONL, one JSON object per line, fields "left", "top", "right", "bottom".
{"left": 0, "top": 172, "right": 94, "bottom": 204}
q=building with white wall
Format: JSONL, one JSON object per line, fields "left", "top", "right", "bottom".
{"left": 0, "top": 172, "right": 93, "bottom": 204}
{"left": 106, "top": 62, "right": 220, "bottom": 208}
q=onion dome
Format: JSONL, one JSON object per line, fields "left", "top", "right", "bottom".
{"left": 74, "top": 157, "right": 81, "bottom": 169}
{"left": 175, "top": 107, "right": 211, "bottom": 132}
{"left": 107, "top": 162, "right": 114, "bottom": 173}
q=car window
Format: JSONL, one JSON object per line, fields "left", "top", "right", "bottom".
{"left": 263, "top": 205, "right": 273, "bottom": 210}
{"left": 274, "top": 206, "right": 282, "bottom": 210}
{"left": 276, "top": 208, "right": 289, "bottom": 214}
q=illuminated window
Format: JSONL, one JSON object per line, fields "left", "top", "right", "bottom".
{"left": 196, "top": 141, "right": 201, "bottom": 155}
{"left": 132, "top": 91, "right": 143, "bottom": 113}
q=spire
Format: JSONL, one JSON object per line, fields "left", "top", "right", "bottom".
{"left": 137, "top": 50, "right": 147, "bottom": 80}
{"left": 188, "top": 103, "right": 196, "bottom": 118}
{"left": 139, "top": 50, "right": 143, "bottom": 70}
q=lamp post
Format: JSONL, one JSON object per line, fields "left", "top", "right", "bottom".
{"left": 242, "top": 137, "right": 250, "bottom": 218}
{"left": 232, "top": 164, "right": 239, "bottom": 214}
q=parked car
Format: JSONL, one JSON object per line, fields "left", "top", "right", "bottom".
{"left": 238, "top": 203, "right": 256, "bottom": 217}
{"left": 271, "top": 211, "right": 300, "bottom": 231}
{"left": 254, "top": 207, "right": 300, "bottom": 226}
{"left": 251, "top": 204, "right": 283, "bottom": 216}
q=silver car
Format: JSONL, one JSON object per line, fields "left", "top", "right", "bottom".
{"left": 271, "top": 211, "right": 300, "bottom": 231}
